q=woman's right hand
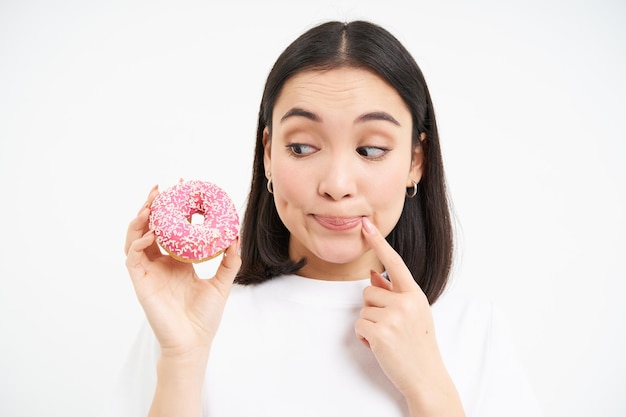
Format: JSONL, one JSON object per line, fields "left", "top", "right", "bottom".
{"left": 123, "top": 185, "right": 241, "bottom": 362}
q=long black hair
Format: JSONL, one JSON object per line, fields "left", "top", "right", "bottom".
{"left": 236, "top": 21, "right": 453, "bottom": 304}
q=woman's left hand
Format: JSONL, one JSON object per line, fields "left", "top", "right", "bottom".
{"left": 355, "top": 217, "right": 465, "bottom": 417}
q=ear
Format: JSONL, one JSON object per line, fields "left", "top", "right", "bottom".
{"left": 263, "top": 127, "right": 271, "bottom": 176}
{"left": 408, "top": 132, "right": 427, "bottom": 185}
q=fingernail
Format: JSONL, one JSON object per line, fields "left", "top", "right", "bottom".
{"left": 362, "top": 217, "right": 375, "bottom": 234}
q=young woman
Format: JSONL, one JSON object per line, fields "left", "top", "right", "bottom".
{"left": 117, "top": 21, "right": 542, "bottom": 417}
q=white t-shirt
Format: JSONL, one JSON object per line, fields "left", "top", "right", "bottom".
{"left": 102, "top": 274, "right": 543, "bottom": 417}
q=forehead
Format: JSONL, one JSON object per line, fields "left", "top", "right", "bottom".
{"left": 273, "top": 67, "right": 410, "bottom": 121}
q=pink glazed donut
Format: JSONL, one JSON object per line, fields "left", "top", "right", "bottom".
{"left": 149, "top": 180, "right": 239, "bottom": 263}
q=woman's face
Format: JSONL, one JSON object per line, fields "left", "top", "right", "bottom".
{"left": 264, "top": 67, "right": 424, "bottom": 280}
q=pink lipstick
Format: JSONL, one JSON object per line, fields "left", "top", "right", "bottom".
{"left": 314, "top": 215, "right": 362, "bottom": 231}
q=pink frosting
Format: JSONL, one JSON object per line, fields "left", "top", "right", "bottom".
{"left": 149, "top": 180, "right": 239, "bottom": 262}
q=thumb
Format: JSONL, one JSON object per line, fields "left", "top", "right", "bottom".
{"left": 213, "top": 237, "right": 241, "bottom": 291}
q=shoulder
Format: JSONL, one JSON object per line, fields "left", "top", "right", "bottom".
{"left": 432, "top": 287, "right": 544, "bottom": 417}
{"left": 432, "top": 287, "right": 499, "bottom": 339}
{"left": 431, "top": 286, "right": 520, "bottom": 375}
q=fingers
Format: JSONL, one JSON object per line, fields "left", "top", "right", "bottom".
{"left": 124, "top": 207, "right": 149, "bottom": 255}
{"left": 355, "top": 302, "right": 398, "bottom": 350}
{"left": 355, "top": 319, "right": 375, "bottom": 349}
{"left": 370, "top": 269, "right": 392, "bottom": 291}
{"left": 124, "top": 185, "right": 159, "bottom": 256}
{"left": 361, "top": 217, "right": 417, "bottom": 293}
{"left": 125, "top": 229, "right": 156, "bottom": 282}
{"left": 361, "top": 276, "right": 404, "bottom": 327}
{"left": 363, "top": 280, "right": 394, "bottom": 306}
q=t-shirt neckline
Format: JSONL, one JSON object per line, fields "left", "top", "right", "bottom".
{"left": 261, "top": 274, "right": 371, "bottom": 307}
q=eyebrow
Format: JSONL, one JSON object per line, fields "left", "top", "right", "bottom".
{"left": 355, "top": 111, "right": 401, "bottom": 126}
{"left": 279, "top": 107, "right": 401, "bottom": 126}
{"left": 280, "top": 107, "right": 321, "bottom": 123}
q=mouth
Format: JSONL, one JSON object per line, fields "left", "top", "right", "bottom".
{"left": 313, "top": 215, "right": 363, "bottom": 231}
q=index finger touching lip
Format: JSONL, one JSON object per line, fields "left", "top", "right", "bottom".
{"left": 361, "top": 217, "right": 416, "bottom": 293}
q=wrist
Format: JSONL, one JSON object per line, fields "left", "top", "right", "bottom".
{"left": 149, "top": 352, "right": 209, "bottom": 417}
{"left": 156, "top": 344, "right": 210, "bottom": 390}
{"left": 158, "top": 344, "right": 210, "bottom": 379}
{"left": 403, "top": 375, "right": 465, "bottom": 417}
{"left": 155, "top": 349, "right": 209, "bottom": 397}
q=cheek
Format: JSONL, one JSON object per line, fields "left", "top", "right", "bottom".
{"left": 272, "top": 164, "right": 309, "bottom": 214}
{"left": 369, "top": 169, "right": 406, "bottom": 199}
{"left": 369, "top": 174, "right": 408, "bottom": 234}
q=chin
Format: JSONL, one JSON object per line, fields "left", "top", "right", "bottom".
{"left": 313, "top": 243, "right": 367, "bottom": 265}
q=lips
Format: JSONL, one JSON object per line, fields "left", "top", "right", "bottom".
{"left": 313, "top": 215, "right": 363, "bottom": 231}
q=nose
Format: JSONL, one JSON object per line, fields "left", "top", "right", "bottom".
{"left": 318, "top": 153, "right": 357, "bottom": 201}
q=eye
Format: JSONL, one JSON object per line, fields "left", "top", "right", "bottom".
{"left": 356, "top": 146, "right": 389, "bottom": 160}
{"left": 287, "top": 143, "right": 317, "bottom": 157}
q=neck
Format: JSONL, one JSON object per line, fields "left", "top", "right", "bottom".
{"left": 294, "top": 250, "right": 383, "bottom": 282}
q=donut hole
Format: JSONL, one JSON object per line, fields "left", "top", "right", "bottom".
{"left": 188, "top": 212, "right": 205, "bottom": 225}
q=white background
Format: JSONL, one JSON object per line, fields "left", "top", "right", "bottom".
{"left": 1, "top": 0, "right": 624, "bottom": 416}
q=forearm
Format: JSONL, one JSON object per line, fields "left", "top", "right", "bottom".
{"left": 148, "top": 351, "right": 209, "bottom": 417}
